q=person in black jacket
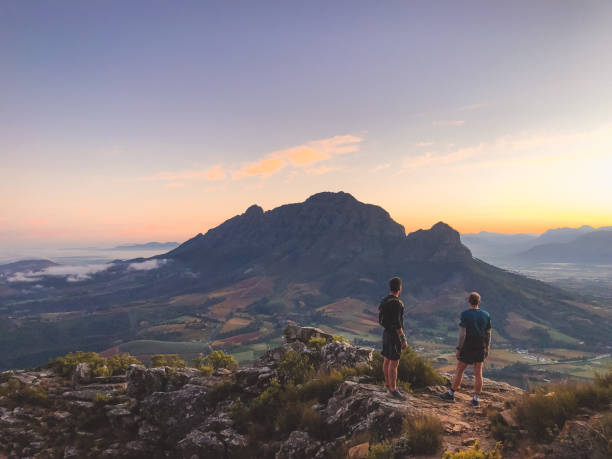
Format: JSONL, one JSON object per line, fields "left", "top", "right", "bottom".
{"left": 378, "top": 276, "right": 408, "bottom": 400}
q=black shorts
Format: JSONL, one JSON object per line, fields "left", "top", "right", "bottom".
{"left": 459, "top": 346, "right": 485, "bottom": 364}
{"left": 382, "top": 329, "right": 401, "bottom": 361}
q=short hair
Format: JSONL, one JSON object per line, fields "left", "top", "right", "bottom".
{"left": 468, "top": 292, "right": 481, "bottom": 306}
{"left": 389, "top": 277, "right": 402, "bottom": 293}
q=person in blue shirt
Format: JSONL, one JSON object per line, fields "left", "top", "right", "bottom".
{"left": 439, "top": 292, "right": 491, "bottom": 406}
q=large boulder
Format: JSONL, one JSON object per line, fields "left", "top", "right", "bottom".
{"left": 323, "top": 381, "right": 419, "bottom": 439}
{"left": 275, "top": 431, "right": 327, "bottom": 459}
{"left": 126, "top": 365, "right": 168, "bottom": 398}
{"left": 139, "top": 384, "right": 211, "bottom": 444}
{"left": 284, "top": 325, "right": 333, "bottom": 344}
{"left": 71, "top": 362, "right": 93, "bottom": 386}
{"left": 321, "top": 341, "right": 373, "bottom": 369}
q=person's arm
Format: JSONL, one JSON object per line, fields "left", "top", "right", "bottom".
{"left": 484, "top": 317, "right": 492, "bottom": 358}
{"left": 393, "top": 301, "right": 408, "bottom": 347}
{"left": 455, "top": 326, "right": 466, "bottom": 358}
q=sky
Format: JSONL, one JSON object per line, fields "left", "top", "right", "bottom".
{"left": 2, "top": 0, "right": 612, "bottom": 248}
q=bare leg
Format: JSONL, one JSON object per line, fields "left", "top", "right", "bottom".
{"left": 388, "top": 360, "right": 399, "bottom": 391}
{"left": 383, "top": 358, "right": 390, "bottom": 388}
{"left": 452, "top": 361, "right": 469, "bottom": 391}
{"left": 473, "top": 362, "right": 483, "bottom": 394}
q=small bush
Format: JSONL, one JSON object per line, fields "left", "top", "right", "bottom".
{"left": 150, "top": 354, "right": 186, "bottom": 368}
{"left": 277, "top": 350, "right": 315, "bottom": 385}
{"left": 206, "top": 381, "right": 234, "bottom": 404}
{"left": 106, "top": 353, "right": 141, "bottom": 375}
{"left": 333, "top": 335, "right": 350, "bottom": 344}
{"left": 366, "top": 441, "right": 393, "bottom": 459}
{"left": 0, "top": 377, "right": 49, "bottom": 406}
{"left": 307, "top": 336, "right": 328, "bottom": 351}
{"left": 442, "top": 440, "right": 502, "bottom": 459}
{"left": 512, "top": 368, "right": 612, "bottom": 441}
{"left": 203, "top": 350, "right": 238, "bottom": 370}
{"left": 397, "top": 346, "right": 445, "bottom": 388}
{"left": 400, "top": 414, "right": 443, "bottom": 455}
{"left": 199, "top": 365, "right": 214, "bottom": 376}
{"left": 299, "top": 369, "right": 343, "bottom": 403}
{"left": 93, "top": 393, "right": 110, "bottom": 404}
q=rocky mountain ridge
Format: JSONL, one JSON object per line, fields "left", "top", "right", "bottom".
{"left": 3, "top": 325, "right": 576, "bottom": 459}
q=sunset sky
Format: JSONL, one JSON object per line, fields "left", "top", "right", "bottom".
{"left": 2, "top": 1, "right": 612, "bottom": 248}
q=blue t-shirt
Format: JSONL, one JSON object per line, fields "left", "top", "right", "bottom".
{"left": 459, "top": 308, "right": 491, "bottom": 348}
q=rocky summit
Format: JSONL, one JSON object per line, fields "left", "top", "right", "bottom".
{"left": 6, "top": 325, "right": 603, "bottom": 459}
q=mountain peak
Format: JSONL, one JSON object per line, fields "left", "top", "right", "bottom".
{"left": 304, "top": 191, "right": 357, "bottom": 204}
{"left": 244, "top": 204, "right": 264, "bottom": 216}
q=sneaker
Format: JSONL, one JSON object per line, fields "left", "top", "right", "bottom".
{"left": 389, "top": 389, "right": 407, "bottom": 401}
{"left": 439, "top": 391, "right": 455, "bottom": 402}
{"left": 470, "top": 398, "right": 480, "bottom": 407}
{"left": 384, "top": 384, "right": 391, "bottom": 393}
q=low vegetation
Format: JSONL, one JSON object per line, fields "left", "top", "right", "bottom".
{"left": 150, "top": 354, "right": 186, "bottom": 368}
{"left": 368, "top": 347, "right": 445, "bottom": 389}
{"left": 442, "top": 440, "right": 502, "bottom": 459}
{"left": 0, "top": 377, "right": 49, "bottom": 407}
{"left": 48, "top": 351, "right": 141, "bottom": 378}
{"left": 513, "top": 369, "right": 612, "bottom": 441}
{"left": 201, "top": 350, "right": 237, "bottom": 370}
{"left": 367, "top": 413, "right": 444, "bottom": 457}
{"left": 490, "top": 368, "right": 612, "bottom": 445}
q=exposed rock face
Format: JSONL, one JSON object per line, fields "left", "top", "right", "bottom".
{"left": 321, "top": 341, "right": 373, "bottom": 369}
{"left": 71, "top": 362, "right": 92, "bottom": 386}
{"left": 275, "top": 430, "right": 326, "bottom": 459}
{"left": 324, "top": 381, "right": 418, "bottom": 438}
{"left": 284, "top": 324, "right": 333, "bottom": 344}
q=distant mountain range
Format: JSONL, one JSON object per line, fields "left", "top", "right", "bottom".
{"left": 107, "top": 242, "right": 179, "bottom": 251}
{"left": 1, "top": 192, "right": 610, "bottom": 370}
{"left": 462, "top": 225, "right": 612, "bottom": 264}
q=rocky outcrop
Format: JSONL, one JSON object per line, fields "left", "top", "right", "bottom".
{"left": 324, "top": 381, "right": 418, "bottom": 438}
{"left": 321, "top": 341, "right": 373, "bottom": 369}
{"left": 284, "top": 324, "right": 333, "bottom": 344}
{"left": 0, "top": 325, "right": 538, "bottom": 459}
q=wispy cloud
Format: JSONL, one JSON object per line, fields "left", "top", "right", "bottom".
{"left": 404, "top": 145, "right": 484, "bottom": 170}
{"left": 458, "top": 103, "right": 487, "bottom": 112}
{"left": 232, "top": 134, "right": 363, "bottom": 179}
{"left": 139, "top": 135, "right": 363, "bottom": 184}
{"left": 138, "top": 164, "right": 227, "bottom": 182}
{"left": 8, "top": 263, "right": 113, "bottom": 282}
{"left": 306, "top": 165, "right": 336, "bottom": 175}
{"left": 415, "top": 141, "right": 434, "bottom": 147}
{"left": 164, "top": 182, "right": 185, "bottom": 188}
{"left": 372, "top": 163, "right": 390, "bottom": 172}
{"left": 128, "top": 259, "right": 167, "bottom": 271}
{"left": 432, "top": 120, "right": 465, "bottom": 126}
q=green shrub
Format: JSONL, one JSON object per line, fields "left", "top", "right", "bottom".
{"left": 206, "top": 381, "right": 234, "bottom": 405}
{"left": 512, "top": 369, "right": 612, "bottom": 441}
{"left": 48, "top": 351, "right": 141, "bottom": 378}
{"left": 93, "top": 393, "right": 110, "bottom": 404}
{"left": 0, "top": 377, "right": 49, "bottom": 406}
{"left": 396, "top": 346, "right": 445, "bottom": 388}
{"left": 366, "top": 441, "right": 393, "bottom": 459}
{"left": 442, "top": 440, "right": 502, "bottom": 459}
{"left": 203, "top": 350, "right": 238, "bottom": 370}
{"left": 199, "top": 365, "right": 214, "bottom": 376}
{"left": 398, "top": 414, "right": 443, "bottom": 455}
{"left": 277, "top": 350, "right": 315, "bottom": 385}
{"left": 299, "top": 369, "right": 344, "bottom": 403}
{"left": 333, "top": 335, "right": 350, "bottom": 344}
{"left": 106, "top": 353, "right": 141, "bottom": 375}
{"left": 48, "top": 351, "right": 106, "bottom": 377}
{"left": 150, "top": 354, "right": 186, "bottom": 368}
{"left": 307, "top": 336, "right": 328, "bottom": 351}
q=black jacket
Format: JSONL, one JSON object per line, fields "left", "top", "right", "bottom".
{"left": 378, "top": 295, "right": 404, "bottom": 331}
